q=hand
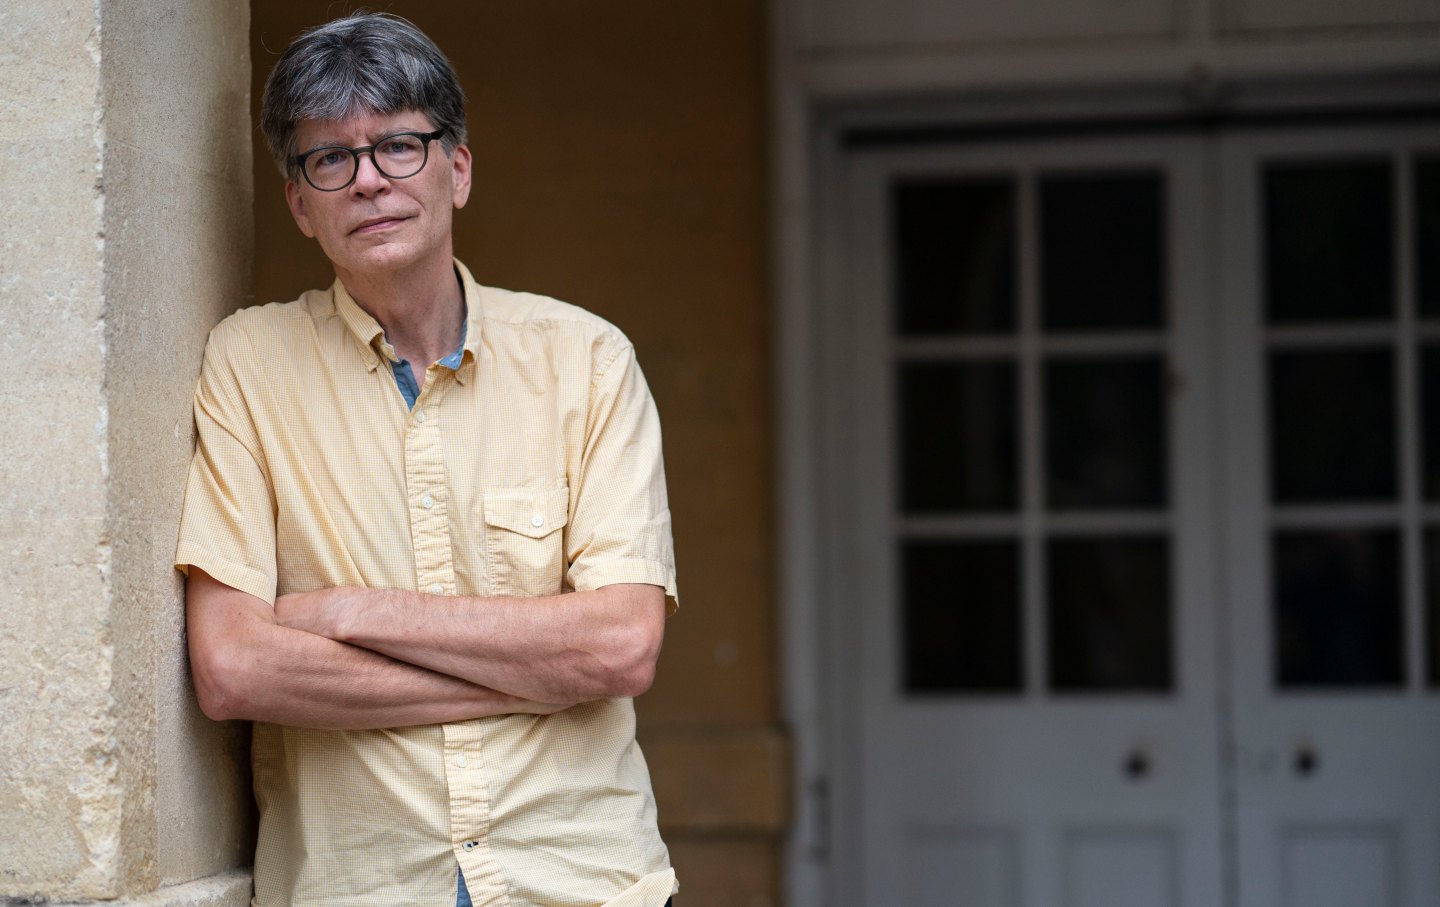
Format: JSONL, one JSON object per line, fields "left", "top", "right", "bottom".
{"left": 274, "top": 586, "right": 363, "bottom": 640}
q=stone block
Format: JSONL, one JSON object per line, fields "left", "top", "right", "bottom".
{"left": 96, "top": 1, "right": 254, "bottom": 889}
{"left": 50, "top": 869, "right": 253, "bottom": 907}
{"left": 0, "top": 515, "right": 122, "bottom": 898}
{"left": 0, "top": 136, "right": 104, "bottom": 306}
{"left": 116, "top": 518, "right": 253, "bottom": 884}
{"left": 102, "top": 138, "right": 252, "bottom": 527}
{"left": 102, "top": 2, "right": 252, "bottom": 186}
{"left": 0, "top": 1, "right": 101, "bottom": 139}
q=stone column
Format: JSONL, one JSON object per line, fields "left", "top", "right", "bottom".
{"left": 0, "top": 1, "right": 254, "bottom": 903}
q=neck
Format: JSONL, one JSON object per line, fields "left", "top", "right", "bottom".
{"left": 336, "top": 252, "right": 465, "bottom": 368}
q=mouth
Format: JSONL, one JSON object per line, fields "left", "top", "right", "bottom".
{"left": 350, "top": 215, "right": 410, "bottom": 235}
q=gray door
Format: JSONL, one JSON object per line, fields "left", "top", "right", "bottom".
{"left": 828, "top": 122, "right": 1440, "bottom": 906}
{"left": 835, "top": 136, "right": 1224, "bottom": 907}
{"left": 1219, "top": 126, "right": 1440, "bottom": 907}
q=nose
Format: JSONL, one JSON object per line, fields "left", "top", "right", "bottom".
{"left": 350, "top": 150, "right": 389, "bottom": 195}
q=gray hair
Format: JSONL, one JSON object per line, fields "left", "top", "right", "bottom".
{"left": 260, "top": 11, "right": 467, "bottom": 178}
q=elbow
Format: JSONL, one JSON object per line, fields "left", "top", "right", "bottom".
{"left": 192, "top": 668, "right": 237, "bottom": 722}
{"left": 607, "top": 611, "right": 664, "bottom": 698}
{"left": 564, "top": 584, "right": 667, "bottom": 700}
{"left": 185, "top": 569, "right": 272, "bottom": 721}
{"left": 189, "top": 643, "right": 251, "bottom": 722}
{"left": 617, "top": 653, "right": 658, "bottom": 698}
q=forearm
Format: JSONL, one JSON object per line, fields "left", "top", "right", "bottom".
{"left": 203, "top": 621, "right": 540, "bottom": 730}
{"left": 295, "top": 584, "right": 664, "bottom": 704}
{"left": 187, "top": 570, "right": 558, "bottom": 729}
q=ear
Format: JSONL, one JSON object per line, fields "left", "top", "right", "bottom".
{"left": 449, "top": 144, "right": 473, "bottom": 210}
{"left": 284, "top": 179, "right": 318, "bottom": 239}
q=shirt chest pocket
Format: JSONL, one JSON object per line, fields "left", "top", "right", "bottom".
{"left": 482, "top": 484, "right": 570, "bottom": 596}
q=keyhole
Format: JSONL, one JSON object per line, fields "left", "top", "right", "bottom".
{"left": 1122, "top": 748, "right": 1152, "bottom": 781}
{"left": 1294, "top": 744, "right": 1320, "bottom": 778}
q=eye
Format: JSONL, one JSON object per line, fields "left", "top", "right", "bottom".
{"left": 379, "top": 136, "right": 423, "bottom": 158}
{"left": 313, "top": 150, "right": 348, "bottom": 169}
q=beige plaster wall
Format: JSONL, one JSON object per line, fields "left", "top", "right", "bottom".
{"left": 1, "top": 0, "right": 253, "bottom": 902}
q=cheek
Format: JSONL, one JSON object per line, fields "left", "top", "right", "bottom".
{"left": 308, "top": 224, "right": 356, "bottom": 266}
{"left": 308, "top": 223, "right": 340, "bottom": 252}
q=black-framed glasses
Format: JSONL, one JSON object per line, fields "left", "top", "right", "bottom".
{"left": 293, "top": 128, "right": 449, "bottom": 191}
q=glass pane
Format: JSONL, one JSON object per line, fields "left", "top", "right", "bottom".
{"left": 1269, "top": 349, "right": 1395, "bottom": 502}
{"left": 903, "top": 539, "right": 1022, "bottom": 693}
{"left": 1273, "top": 529, "right": 1403, "bottom": 688}
{"left": 1047, "top": 536, "right": 1172, "bottom": 692}
{"left": 1418, "top": 156, "right": 1440, "bottom": 318}
{"left": 1423, "top": 345, "right": 1440, "bottom": 500}
{"left": 1044, "top": 356, "right": 1166, "bottom": 509}
{"left": 893, "top": 178, "right": 1017, "bottom": 336}
{"left": 1040, "top": 171, "right": 1165, "bottom": 331}
{"left": 900, "top": 361, "right": 1018, "bottom": 513}
{"left": 1264, "top": 159, "right": 1394, "bottom": 323}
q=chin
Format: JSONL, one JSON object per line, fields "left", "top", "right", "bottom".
{"left": 341, "top": 242, "right": 423, "bottom": 275}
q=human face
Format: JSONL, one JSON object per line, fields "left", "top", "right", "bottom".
{"left": 284, "top": 110, "right": 472, "bottom": 281}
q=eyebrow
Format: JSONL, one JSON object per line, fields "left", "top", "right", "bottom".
{"left": 301, "top": 126, "right": 430, "bottom": 152}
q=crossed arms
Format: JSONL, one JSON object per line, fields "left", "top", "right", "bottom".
{"left": 186, "top": 569, "right": 666, "bottom": 730}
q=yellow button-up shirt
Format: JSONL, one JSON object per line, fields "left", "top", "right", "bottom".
{"left": 175, "top": 261, "right": 678, "bottom": 907}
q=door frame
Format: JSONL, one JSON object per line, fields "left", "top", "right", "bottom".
{"left": 770, "top": 45, "right": 1440, "bottom": 905}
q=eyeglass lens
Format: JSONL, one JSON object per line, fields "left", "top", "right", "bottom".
{"left": 305, "top": 134, "right": 429, "bottom": 190}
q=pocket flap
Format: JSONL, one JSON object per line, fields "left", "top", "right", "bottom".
{"left": 482, "top": 485, "right": 570, "bottom": 538}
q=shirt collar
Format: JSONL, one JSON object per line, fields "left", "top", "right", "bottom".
{"left": 330, "top": 259, "right": 485, "bottom": 379}
{"left": 332, "top": 278, "right": 386, "bottom": 371}
{"left": 453, "top": 259, "right": 484, "bottom": 385}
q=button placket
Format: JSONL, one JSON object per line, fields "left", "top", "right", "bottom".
{"left": 405, "top": 382, "right": 457, "bottom": 597}
{"left": 442, "top": 722, "right": 511, "bottom": 907}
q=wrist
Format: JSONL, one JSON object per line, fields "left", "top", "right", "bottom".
{"left": 327, "top": 586, "right": 374, "bottom": 644}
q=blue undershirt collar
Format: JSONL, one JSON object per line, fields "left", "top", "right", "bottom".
{"left": 388, "top": 304, "right": 467, "bottom": 410}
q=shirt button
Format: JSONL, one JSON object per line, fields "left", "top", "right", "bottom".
{"left": 430, "top": 583, "right": 443, "bottom": 595}
{"left": 422, "top": 494, "right": 434, "bottom": 509}
{"left": 462, "top": 841, "right": 477, "bottom": 850}
{"left": 416, "top": 411, "right": 426, "bottom": 423}
{"left": 531, "top": 514, "right": 544, "bottom": 528}
{"left": 454, "top": 755, "right": 467, "bottom": 768}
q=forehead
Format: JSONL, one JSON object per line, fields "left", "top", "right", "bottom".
{"left": 294, "top": 109, "right": 435, "bottom": 149}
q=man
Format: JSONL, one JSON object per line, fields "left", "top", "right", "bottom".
{"left": 176, "top": 13, "right": 678, "bottom": 907}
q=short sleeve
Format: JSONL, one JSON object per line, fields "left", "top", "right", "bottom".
{"left": 565, "top": 341, "right": 678, "bottom": 613}
{"left": 174, "top": 329, "right": 279, "bottom": 604}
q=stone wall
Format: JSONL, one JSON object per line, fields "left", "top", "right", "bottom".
{"left": 0, "top": 1, "right": 253, "bottom": 903}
